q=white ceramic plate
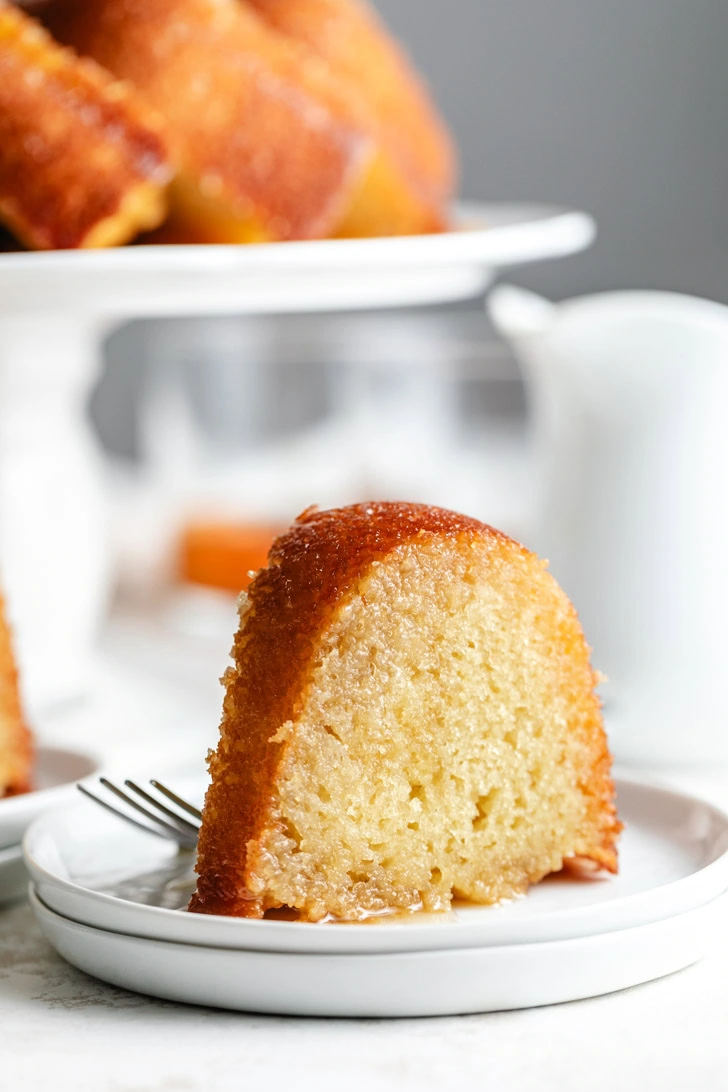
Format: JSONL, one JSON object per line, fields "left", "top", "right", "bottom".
{"left": 0, "top": 746, "right": 100, "bottom": 850}
{"left": 24, "top": 775, "right": 728, "bottom": 954}
{"left": 29, "top": 884, "right": 725, "bottom": 1017}
{"left": 0, "top": 844, "right": 26, "bottom": 906}
{"left": 0, "top": 204, "right": 594, "bottom": 316}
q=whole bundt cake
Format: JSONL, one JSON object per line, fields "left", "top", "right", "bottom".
{"left": 0, "top": 594, "right": 31, "bottom": 798}
{"left": 190, "top": 502, "right": 620, "bottom": 922}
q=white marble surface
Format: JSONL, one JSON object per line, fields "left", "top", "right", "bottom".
{"left": 2, "top": 604, "right": 728, "bottom": 1092}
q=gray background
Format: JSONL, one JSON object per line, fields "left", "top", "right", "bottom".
{"left": 376, "top": 0, "right": 727, "bottom": 301}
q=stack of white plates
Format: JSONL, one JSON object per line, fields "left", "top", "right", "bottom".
{"left": 24, "top": 774, "right": 728, "bottom": 1017}
{"left": 0, "top": 747, "right": 99, "bottom": 906}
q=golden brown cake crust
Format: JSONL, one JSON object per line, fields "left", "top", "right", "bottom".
{"left": 247, "top": 0, "right": 457, "bottom": 204}
{"left": 190, "top": 503, "right": 619, "bottom": 918}
{"left": 44, "top": 0, "right": 372, "bottom": 241}
{"left": 0, "top": 594, "right": 32, "bottom": 797}
{"left": 0, "top": 1, "right": 171, "bottom": 250}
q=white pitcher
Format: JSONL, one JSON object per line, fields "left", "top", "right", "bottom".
{"left": 489, "top": 287, "right": 728, "bottom": 767}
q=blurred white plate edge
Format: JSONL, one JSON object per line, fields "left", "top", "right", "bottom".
{"left": 0, "top": 746, "right": 100, "bottom": 850}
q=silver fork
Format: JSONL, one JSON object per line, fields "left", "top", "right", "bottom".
{"left": 77, "top": 778, "right": 202, "bottom": 849}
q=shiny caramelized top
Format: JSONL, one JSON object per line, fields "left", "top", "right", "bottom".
{"left": 260, "top": 502, "right": 514, "bottom": 616}
{"left": 246, "top": 501, "right": 523, "bottom": 713}
{"left": 0, "top": 1, "right": 170, "bottom": 249}
{"left": 242, "top": 503, "right": 520, "bottom": 731}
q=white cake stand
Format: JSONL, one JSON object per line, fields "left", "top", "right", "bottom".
{"left": 0, "top": 202, "right": 594, "bottom": 713}
{"left": 0, "top": 203, "right": 593, "bottom": 317}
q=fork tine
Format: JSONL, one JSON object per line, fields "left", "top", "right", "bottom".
{"left": 124, "top": 780, "right": 200, "bottom": 836}
{"left": 77, "top": 784, "right": 184, "bottom": 845}
{"left": 99, "top": 778, "right": 198, "bottom": 847}
{"left": 150, "top": 780, "right": 203, "bottom": 821}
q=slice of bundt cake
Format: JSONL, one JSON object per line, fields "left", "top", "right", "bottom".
{"left": 0, "top": 594, "right": 31, "bottom": 798}
{"left": 190, "top": 502, "right": 620, "bottom": 922}
{"left": 0, "top": 1, "right": 171, "bottom": 250}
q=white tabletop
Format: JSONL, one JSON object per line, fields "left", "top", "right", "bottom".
{"left": 1, "top": 605, "right": 727, "bottom": 1092}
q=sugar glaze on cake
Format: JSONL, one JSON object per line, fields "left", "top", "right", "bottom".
{"left": 190, "top": 502, "right": 620, "bottom": 922}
